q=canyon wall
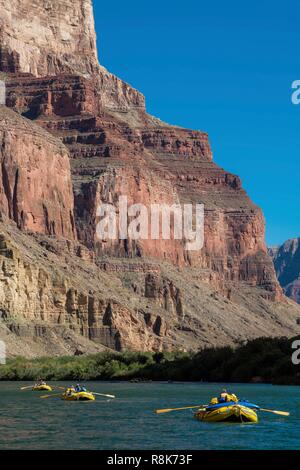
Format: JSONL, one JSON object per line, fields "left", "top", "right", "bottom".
{"left": 0, "top": 0, "right": 145, "bottom": 111}
{"left": 0, "top": 106, "right": 75, "bottom": 238}
{"left": 269, "top": 239, "right": 300, "bottom": 304}
{"left": 0, "top": 0, "right": 98, "bottom": 76}
{"left": 1, "top": 216, "right": 299, "bottom": 358}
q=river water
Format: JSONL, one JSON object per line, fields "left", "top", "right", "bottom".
{"left": 0, "top": 382, "right": 299, "bottom": 450}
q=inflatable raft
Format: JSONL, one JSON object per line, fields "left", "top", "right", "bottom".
{"left": 194, "top": 400, "right": 259, "bottom": 423}
{"left": 32, "top": 384, "right": 52, "bottom": 392}
{"left": 61, "top": 388, "right": 95, "bottom": 401}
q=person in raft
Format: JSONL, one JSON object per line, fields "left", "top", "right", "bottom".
{"left": 218, "top": 389, "right": 238, "bottom": 403}
{"left": 67, "top": 386, "right": 76, "bottom": 396}
{"left": 209, "top": 389, "right": 239, "bottom": 405}
{"left": 75, "top": 384, "right": 87, "bottom": 393}
{"left": 36, "top": 379, "right": 46, "bottom": 386}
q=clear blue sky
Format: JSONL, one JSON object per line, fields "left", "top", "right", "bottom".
{"left": 93, "top": 0, "right": 300, "bottom": 246}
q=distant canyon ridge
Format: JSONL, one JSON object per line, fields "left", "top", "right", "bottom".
{"left": 269, "top": 239, "right": 300, "bottom": 305}
{"left": 0, "top": 0, "right": 299, "bottom": 357}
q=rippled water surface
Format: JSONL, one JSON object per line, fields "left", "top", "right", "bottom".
{"left": 0, "top": 382, "right": 299, "bottom": 449}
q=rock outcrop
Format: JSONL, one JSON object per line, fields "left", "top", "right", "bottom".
{"left": 0, "top": 0, "right": 98, "bottom": 76}
{"left": 0, "top": 0, "right": 145, "bottom": 111}
{"left": 0, "top": 0, "right": 300, "bottom": 357}
{"left": 0, "top": 0, "right": 145, "bottom": 110}
{"left": 269, "top": 239, "right": 300, "bottom": 304}
{"left": 0, "top": 106, "right": 76, "bottom": 238}
{"left": 4, "top": 74, "right": 280, "bottom": 298}
{"left": 1, "top": 217, "right": 299, "bottom": 358}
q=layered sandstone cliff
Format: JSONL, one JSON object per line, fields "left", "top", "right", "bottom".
{"left": 3, "top": 73, "right": 278, "bottom": 295}
{"left": 0, "top": 106, "right": 75, "bottom": 238}
{"left": 269, "top": 239, "right": 300, "bottom": 304}
{"left": 1, "top": 216, "right": 299, "bottom": 358}
{"left": 0, "top": 0, "right": 145, "bottom": 111}
{"left": 0, "top": 0, "right": 299, "bottom": 357}
{"left": 0, "top": 0, "right": 98, "bottom": 76}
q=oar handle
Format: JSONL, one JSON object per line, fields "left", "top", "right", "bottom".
{"left": 40, "top": 393, "right": 62, "bottom": 399}
{"left": 156, "top": 405, "right": 203, "bottom": 414}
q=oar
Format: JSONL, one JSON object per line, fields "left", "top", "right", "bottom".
{"left": 51, "top": 386, "right": 115, "bottom": 398}
{"left": 20, "top": 385, "right": 34, "bottom": 390}
{"left": 40, "top": 393, "right": 62, "bottom": 399}
{"left": 92, "top": 392, "right": 116, "bottom": 399}
{"left": 156, "top": 405, "right": 204, "bottom": 414}
{"left": 259, "top": 408, "right": 290, "bottom": 416}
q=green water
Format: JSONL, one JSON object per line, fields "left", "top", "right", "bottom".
{"left": 0, "top": 382, "right": 299, "bottom": 450}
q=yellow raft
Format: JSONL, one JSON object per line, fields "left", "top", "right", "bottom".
{"left": 61, "top": 389, "right": 95, "bottom": 401}
{"left": 194, "top": 404, "right": 258, "bottom": 423}
{"left": 32, "top": 384, "right": 52, "bottom": 392}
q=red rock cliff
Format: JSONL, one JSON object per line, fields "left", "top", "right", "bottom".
{"left": 0, "top": 0, "right": 299, "bottom": 357}
{"left": 5, "top": 72, "right": 279, "bottom": 297}
{"left": 0, "top": 0, "right": 145, "bottom": 111}
{"left": 0, "top": 106, "right": 76, "bottom": 238}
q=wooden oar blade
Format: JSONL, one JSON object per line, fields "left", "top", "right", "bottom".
{"left": 93, "top": 392, "right": 116, "bottom": 399}
{"left": 156, "top": 408, "right": 172, "bottom": 414}
{"left": 40, "top": 393, "right": 61, "bottom": 399}
{"left": 155, "top": 405, "right": 202, "bottom": 414}
{"left": 275, "top": 411, "right": 290, "bottom": 416}
{"left": 260, "top": 408, "right": 290, "bottom": 416}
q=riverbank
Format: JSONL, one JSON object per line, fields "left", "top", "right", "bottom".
{"left": 0, "top": 336, "right": 299, "bottom": 384}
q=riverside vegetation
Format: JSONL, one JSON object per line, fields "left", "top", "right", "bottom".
{"left": 0, "top": 337, "right": 299, "bottom": 385}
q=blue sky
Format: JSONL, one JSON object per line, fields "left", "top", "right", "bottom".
{"left": 93, "top": 0, "right": 300, "bottom": 246}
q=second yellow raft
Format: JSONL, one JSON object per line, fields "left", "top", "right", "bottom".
{"left": 194, "top": 404, "right": 258, "bottom": 423}
{"left": 62, "top": 389, "right": 95, "bottom": 401}
{"left": 32, "top": 384, "right": 52, "bottom": 392}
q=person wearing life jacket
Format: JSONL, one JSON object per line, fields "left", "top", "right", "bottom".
{"left": 36, "top": 379, "right": 46, "bottom": 386}
{"left": 210, "top": 390, "right": 239, "bottom": 405}
{"left": 230, "top": 393, "right": 238, "bottom": 402}
{"left": 67, "top": 385, "right": 76, "bottom": 396}
{"left": 75, "top": 384, "right": 87, "bottom": 393}
{"left": 219, "top": 389, "right": 229, "bottom": 402}
{"left": 219, "top": 389, "right": 239, "bottom": 403}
